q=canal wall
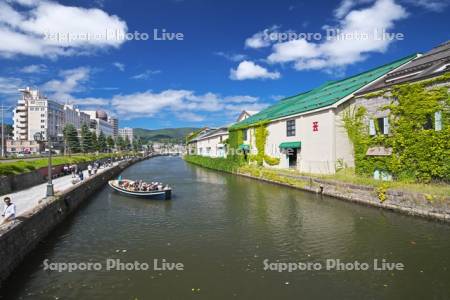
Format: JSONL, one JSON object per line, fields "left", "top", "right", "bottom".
{"left": 0, "top": 157, "right": 146, "bottom": 287}
{"left": 184, "top": 156, "right": 450, "bottom": 223}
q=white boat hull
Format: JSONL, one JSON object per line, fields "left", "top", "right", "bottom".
{"left": 108, "top": 180, "right": 172, "bottom": 200}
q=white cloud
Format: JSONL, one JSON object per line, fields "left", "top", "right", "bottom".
{"left": 0, "top": 0, "right": 127, "bottom": 58}
{"left": 334, "top": 0, "right": 374, "bottom": 18}
{"left": 245, "top": 25, "right": 279, "bottom": 49}
{"left": 267, "top": 0, "right": 408, "bottom": 72}
{"left": 106, "top": 89, "right": 268, "bottom": 121}
{"left": 131, "top": 70, "right": 161, "bottom": 80}
{"left": 42, "top": 67, "right": 91, "bottom": 102}
{"left": 403, "top": 0, "right": 450, "bottom": 12}
{"left": 68, "top": 97, "right": 109, "bottom": 106}
{"left": 177, "top": 112, "right": 205, "bottom": 122}
{"left": 0, "top": 77, "right": 23, "bottom": 95}
{"left": 113, "top": 62, "right": 125, "bottom": 71}
{"left": 230, "top": 60, "right": 280, "bottom": 80}
{"left": 20, "top": 64, "right": 47, "bottom": 73}
{"left": 214, "top": 52, "right": 247, "bottom": 62}
{"left": 268, "top": 39, "right": 318, "bottom": 63}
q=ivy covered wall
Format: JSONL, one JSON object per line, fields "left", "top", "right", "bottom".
{"left": 227, "top": 122, "right": 279, "bottom": 166}
{"left": 344, "top": 74, "right": 450, "bottom": 182}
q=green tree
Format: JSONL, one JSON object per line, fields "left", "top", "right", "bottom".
{"left": 107, "top": 135, "right": 115, "bottom": 151}
{"left": 97, "top": 131, "right": 107, "bottom": 152}
{"left": 116, "top": 136, "right": 125, "bottom": 151}
{"left": 80, "top": 124, "right": 94, "bottom": 153}
{"left": 92, "top": 131, "right": 98, "bottom": 152}
{"left": 124, "top": 136, "right": 131, "bottom": 150}
{"left": 63, "top": 124, "right": 80, "bottom": 154}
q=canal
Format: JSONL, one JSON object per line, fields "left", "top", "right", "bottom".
{"left": 1, "top": 156, "right": 450, "bottom": 299}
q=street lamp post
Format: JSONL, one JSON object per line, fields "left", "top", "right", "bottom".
{"left": 34, "top": 132, "right": 54, "bottom": 197}
{"left": 0, "top": 103, "right": 11, "bottom": 158}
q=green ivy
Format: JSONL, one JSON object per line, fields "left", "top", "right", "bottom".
{"left": 344, "top": 75, "right": 450, "bottom": 183}
{"left": 184, "top": 155, "right": 242, "bottom": 173}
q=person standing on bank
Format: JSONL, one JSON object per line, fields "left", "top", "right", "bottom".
{"left": 1, "top": 197, "right": 16, "bottom": 225}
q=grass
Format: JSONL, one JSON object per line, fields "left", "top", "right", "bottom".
{"left": 273, "top": 167, "right": 450, "bottom": 197}
{"left": 0, "top": 152, "right": 140, "bottom": 176}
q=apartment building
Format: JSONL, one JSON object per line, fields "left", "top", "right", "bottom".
{"left": 13, "top": 87, "right": 64, "bottom": 142}
{"left": 118, "top": 127, "right": 134, "bottom": 143}
{"left": 8, "top": 88, "right": 119, "bottom": 154}
{"left": 64, "top": 104, "right": 90, "bottom": 132}
{"left": 108, "top": 116, "right": 119, "bottom": 138}
{"left": 84, "top": 110, "right": 114, "bottom": 137}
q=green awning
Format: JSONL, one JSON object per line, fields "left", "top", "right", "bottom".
{"left": 279, "top": 142, "right": 301, "bottom": 149}
{"left": 238, "top": 144, "right": 250, "bottom": 151}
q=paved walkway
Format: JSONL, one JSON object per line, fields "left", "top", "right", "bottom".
{"left": 1, "top": 162, "right": 121, "bottom": 223}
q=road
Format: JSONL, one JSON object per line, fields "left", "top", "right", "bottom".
{"left": 0, "top": 162, "right": 120, "bottom": 223}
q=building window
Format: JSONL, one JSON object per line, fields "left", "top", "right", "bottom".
{"left": 435, "top": 111, "right": 442, "bottom": 131}
{"left": 370, "top": 117, "right": 389, "bottom": 135}
{"left": 423, "top": 114, "right": 433, "bottom": 130}
{"left": 286, "top": 119, "right": 296, "bottom": 136}
{"left": 243, "top": 129, "right": 248, "bottom": 141}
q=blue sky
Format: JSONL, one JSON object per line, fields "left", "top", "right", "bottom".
{"left": 0, "top": 0, "right": 449, "bottom": 129}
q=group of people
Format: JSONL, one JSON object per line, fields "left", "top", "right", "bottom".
{"left": 71, "top": 159, "right": 114, "bottom": 184}
{"left": 118, "top": 179, "right": 167, "bottom": 192}
{"left": 63, "top": 164, "right": 79, "bottom": 176}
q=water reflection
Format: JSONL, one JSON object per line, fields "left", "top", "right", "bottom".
{"left": 2, "top": 157, "right": 450, "bottom": 300}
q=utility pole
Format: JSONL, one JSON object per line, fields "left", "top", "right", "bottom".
{"left": 0, "top": 102, "right": 12, "bottom": 158}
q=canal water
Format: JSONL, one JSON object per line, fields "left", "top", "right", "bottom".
{"left": 1, "top": 156, "right": 450, "bottom": 299}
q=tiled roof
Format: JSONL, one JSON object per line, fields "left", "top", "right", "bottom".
{"left": 231, "top": 54, "right": 417, "bottom": 129}
{"left": 358, "top": 41, "right": 450, "bottom": 94}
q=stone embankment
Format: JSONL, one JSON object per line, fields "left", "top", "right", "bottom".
{"left": 0, "top": 156, "right": 148, "bottom": 287}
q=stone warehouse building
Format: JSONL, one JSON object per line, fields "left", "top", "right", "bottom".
{"left": 195, "top": 126, "right": 229, "bottom": 158}
{"left": 231, "top": 54, "right": 420, "bottom": 174}
{"left": 355, "top": 40, "right": 449, "bottom": 121}
{"left": 352, "top": 41, "right": 450, "bottom": 179}
{"left": 187, "top": 111, "right": 259, "bottom": 158}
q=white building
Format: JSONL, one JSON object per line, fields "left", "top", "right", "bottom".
{"left": 118, "top": 127, "right": 134, "bottom": 143}
{"left": 64, "top": 104, "right": 90, "bottom": 132}
{"left": 13, "top": 87, "right": 64, "bottom": 142}
{"left": 232, "top": 54, "right": 418, "bottom": 174}
{"left": 195, "top": 127, "right": 228, "bottom": 158}
{"left": 236, "top": 110, "right": 259, "bottom": 122}
{"left": 108, "top": 116, "right": 119, "bottom": 138}
{"left": 83, "top": 110, "right": 114, "bottom": 137}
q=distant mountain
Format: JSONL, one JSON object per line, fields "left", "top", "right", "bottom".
{"left": 134, "top": 127, "right": 199, "bottom": 143}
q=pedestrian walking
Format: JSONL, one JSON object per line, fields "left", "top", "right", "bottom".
{"left": 1, "top": 197, "right": 16, "bottom": 225}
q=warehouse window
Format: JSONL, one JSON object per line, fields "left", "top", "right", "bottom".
{"left": 286, "top": 119, "right": 296, "bottom": 137}
{"left": 370, "top": 117, "right": 389, "bottom": 135}
{"left": 435, "top": 111, "right": 442, "bottom": 131}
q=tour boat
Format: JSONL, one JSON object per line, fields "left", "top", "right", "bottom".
{"left": 108, "top": 179, "right": 172, "bottom": 200}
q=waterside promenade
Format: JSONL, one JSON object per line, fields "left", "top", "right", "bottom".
{"left": 0, "top": 161, "right": 121, "bottom": 224}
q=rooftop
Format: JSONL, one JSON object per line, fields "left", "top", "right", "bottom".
{"left": 231, "top": 54, "right": 418, "bottom": 129}
{"left": 357, "top": 40, "right": 450, "bottom": 94}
